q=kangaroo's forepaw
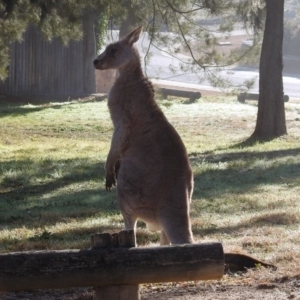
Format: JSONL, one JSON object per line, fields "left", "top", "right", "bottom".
{"left": 105, "top": 174, "right": 116, "bottom": 191}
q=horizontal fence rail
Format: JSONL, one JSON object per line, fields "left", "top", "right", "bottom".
{"left": 0, "top": 241, "right": 224, "bottom": 292}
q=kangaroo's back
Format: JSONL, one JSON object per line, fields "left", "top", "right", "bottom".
{"left": 94, "top": 26, "right": 194, "bottom": 245}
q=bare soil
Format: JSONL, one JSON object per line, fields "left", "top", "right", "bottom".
{"left": 141, "top": 276, "right": 300, "bottom": 300}
{"left": 1, "top": 274, "right": 300, "bottom": 299}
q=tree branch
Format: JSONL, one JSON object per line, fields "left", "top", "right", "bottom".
{"left": 166, "top": 0, "right": 204, "bottom": 14}
{"left": 144, "top": 0, "right": 157, "bottom": 77}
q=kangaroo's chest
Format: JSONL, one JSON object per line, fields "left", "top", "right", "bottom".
{"left": 108, "top": 80, "right": 141, "bottom": 124}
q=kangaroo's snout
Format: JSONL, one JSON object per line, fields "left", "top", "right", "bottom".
{"left": 93, "top": 58, "right": 100, "bottom": 69}
{"left": 93, "top": 54, "right": 108, "bottom": 70}
{"left": 93, "top": 59, "right": 99, "bottom": 66}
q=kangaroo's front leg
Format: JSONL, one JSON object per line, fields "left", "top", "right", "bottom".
{"left": 105, "top": 126, "right": 128, "bottom": 191}
{"left": 105, "top": 159, "right": 121, "bottom": 191}
{"left": 105, "top": 149, "right": 118, "bottom": 191}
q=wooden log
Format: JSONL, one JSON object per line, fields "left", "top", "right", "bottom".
{"left": 161, "top": 88, "right": 201, "bottom": 102}
{"left": 0, "top": 242, "right": 224, "bottom": 292}
{"left": 95, "top": 285, "right": 140, "bottom": 300}
{"left": 237, "top": 92, "right": 289, "bottom": 103}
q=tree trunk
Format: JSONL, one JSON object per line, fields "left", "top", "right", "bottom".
{"left": 82, "top": 12, "right": 96, "bottom": 94}
{"left": 251, "top": 0, "right": 287, "bottom": 140}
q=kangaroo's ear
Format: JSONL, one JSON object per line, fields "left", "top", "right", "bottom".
{"left": 123, "top": 26, "right": 143, "bottom": 45}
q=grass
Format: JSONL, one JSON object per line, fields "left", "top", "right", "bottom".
{"left": 1, "top": 95, "right": 300, "bottom": 282}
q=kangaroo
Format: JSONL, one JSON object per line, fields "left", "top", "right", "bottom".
{"left": 93, "top": 26, "right": 277, "bottom": 271}
{"left": 93, "top": 26, "right": 194, "bottom": 245}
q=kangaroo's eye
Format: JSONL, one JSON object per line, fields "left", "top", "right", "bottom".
{"left": 109, "top": 48, "right": 118, "bottom": 55}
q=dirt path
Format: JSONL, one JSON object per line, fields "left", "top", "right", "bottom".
{"left": 1, "top": 274, "right": 299, "bottom": 300}
{"left": 141, "top": 279, "right": 300, "bottom": 300}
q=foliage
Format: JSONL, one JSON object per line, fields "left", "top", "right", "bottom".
{"left": 235, "top": 0, "right": 266, "bottom": 34}
{"left": 0, "top": 0, "right": 266, "bottom": 89}
{"left": 104, "top": 0, "right": 266, "bottom": 90}
{"left": 95, "top": 10, "right": 109, "bottom": 52}
{"left": 0, "top": 0, "right": 35, "bottom": 80}
{"left": 0, "top": 0, "right": 108, "bottom": 80}
{"left": 283, "top": 2, "right": 300, "bottom": 56}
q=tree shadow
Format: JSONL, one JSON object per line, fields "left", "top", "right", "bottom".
{"left": 1, "top": 143, "right": 300, "bottom": 253}
{"left": 192, "top": 211, "right": 299, "bottom": 237}
{"left": 0, "top": 95, "right": 107, "bottom": 118}
{"left": 0, "top": 101, "right": 65, "bottom": 117}
{"left": 191, "top": 145, "right": 300, "bottom": 223}
{"left": 0, "top": 158, "right": 120, "bottom": 227}
{"left": 193, "top": 159, "right": 300, "bottom": 202}
{"left": 2, "top": 146, "right": 300, "bottom": 226}
{"left": 191, "top": 146, "right": 300, "bottom": 164}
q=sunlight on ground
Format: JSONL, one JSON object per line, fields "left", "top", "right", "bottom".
{"left": 0, "top": 95, "right": 300, "bottom": 284}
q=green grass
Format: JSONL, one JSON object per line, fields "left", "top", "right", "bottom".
{"left": 0, "top": 95, "right": 300, "bottom": 281}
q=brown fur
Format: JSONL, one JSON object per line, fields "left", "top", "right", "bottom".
{"left": 94, "top": 26, "right": 194, "bottom": 245}
{"left": 93, "top": 27, "right": 277, "bottom": 270}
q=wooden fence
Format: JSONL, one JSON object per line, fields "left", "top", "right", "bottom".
{"left": 0, "top": 230, "right": 225, "bottom": 300}
{"left": 0, "top": 23, "right": 96, "bottom": 99}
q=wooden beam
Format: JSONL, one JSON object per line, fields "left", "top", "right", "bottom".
{"left": 0, "top": 242, "right": 224, "bottom": 292}
{"left": 161, "top": 88, "right": 201, "bottom": 102}
{"left": 237, "top": 92, "right": 289, "bottom": 103}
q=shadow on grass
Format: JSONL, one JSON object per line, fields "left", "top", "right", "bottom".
{"left": 191, "top": 147, "right": 300, "bottom": 164}
{"left": 0, "top": 102, "right": 66, "bottom": 117}
{"left": 1, "top": 145, "right": 300, "bottom": 252}
{"left": 0, "top": 158, "right": 120, "bottom": 228}
{"left": 191, "top": 147, "right": 300, "bottom": 217}
{"left": 229, "top": 135, "right": 296, "bottom": 148}
{"left": 0, "top": 219, "right": 159, "bottom": 253}
{"left": 193, "top": 157, "right": 300, "bottom": 195}
{"left": 193, "top": 211, "right": 300, "bottom": 237}
{"left": 0, "top": 96, "right": 107, "bottom": 118}
{"left": 2, "top": 146, "right": 300, "bottom": 225}
{"left": 2, "top": 210, "right": 297, "bottom": 252}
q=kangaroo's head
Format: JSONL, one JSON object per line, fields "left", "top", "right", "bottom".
{"left": 93, "top": 26, "right": 142, "bottom": 71}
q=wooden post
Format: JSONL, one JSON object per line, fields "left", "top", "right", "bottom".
{"left": 92, "top": 230, "right": 140, "bottom": 300}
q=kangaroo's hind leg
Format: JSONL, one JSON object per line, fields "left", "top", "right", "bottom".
{"left": 118, "top": 193, "right": 138, "bottom": 245}
{"left": 117, "top": 190, "right": 138, "bottom": 231}
{"left": 158, "top": 210, "right": 194, "bottom": 245}
{"left": 122, "top": 212, "right": 138, "bottom": 230}
{"left": 116, "top": 158, "right": 142, "bottom": 230}
{"left": 160, "top": 230, "right": 170, "bottom": 245}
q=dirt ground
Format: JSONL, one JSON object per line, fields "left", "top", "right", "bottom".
{"left": 1, "top": 273, "right": 300, "bottom": 300}
{"left": 141, "top": 276, "right": 300, "bottom": 300}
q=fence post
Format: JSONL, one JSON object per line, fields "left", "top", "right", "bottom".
{"left": 92, "top": 230, "right": 140, "bottom": 300}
